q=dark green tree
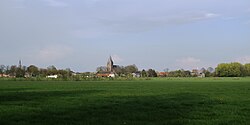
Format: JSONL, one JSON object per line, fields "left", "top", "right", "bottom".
{"left": 39, "top": 68, "right": 48, "bottom": 77}
{"left": 16, "top": 67, "right": 25, "bottom": 78}
{"left": 147, "top": 69, "right": 157, "bottom": 77}
{"left": 96, "top": 66, "right": 107, "bottom": 73}
{"left": 27, "top": 65, "right": 39, "bottom": 77}
{"left": 244, "top": 63, "right": 250, "bottom": 76}
{"left": 9, "top": 65, "right": 17, "bottom": 76}
{"left": 47, "top": 65, "right": 57, "bottom": 75}
{"left": 141, "top": 69, "right": 147, "bottom": 77}
{"left": 216, "top": 62, "right": 244, "bottom": 77}
{"left": 124, "top": 64, "right": 138, "bottom": 74}
{"left": 168, "top": 70, "right": 191, "bottom": 77}
{"left": 113, "top": 66, "right": 125, "bottom": 76}
{"left": 0, "top": 65, "right": 6, "bottom": 74}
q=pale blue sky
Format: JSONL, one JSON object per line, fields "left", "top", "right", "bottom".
{"left": 0, "top": 0, "right": 250, "bottom": 72}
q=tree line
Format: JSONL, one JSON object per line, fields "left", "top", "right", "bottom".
{"left": 216, "top": 62, "right": 250, "bottom": 77}
{"left": 165, "top": 62, "right": 250, "bottom": 77}
{"left": 96, "top": 65, "right": 158, "bottom": 77}
{"left": 0, "top": 65, "right": 72, "bottom": 78}
{"left": 1, "top": 62, "right": 250, "bottom": 79}
{"left": 99, "top": 62, "right": 250, "bottom": 78}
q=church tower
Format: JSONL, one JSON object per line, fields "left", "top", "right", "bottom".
{"left": 18, "top": 60, "right": 22, "bottom": 69}
{"left": 107, "top": 56, "right": 114, "bottom": 72}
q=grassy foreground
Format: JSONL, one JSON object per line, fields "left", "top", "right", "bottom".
{"left": 0, "top": 78, "right": 250, "bottom": 125}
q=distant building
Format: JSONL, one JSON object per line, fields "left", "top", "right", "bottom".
{"left": 107, "top": 56, "right": 114, "bottom": 72}
{"left": 96, "top": 56, "right": 117, "bottom": 78}
{"left": 96, "top": 72, "right": 115, "bottom": 78}
{"left": 46, "top": 75, "right": 58, "bottom": 79}
{"left": 0, "top": 74, "right": 11, "bottom": 78}
{"left": 192, "top": 69, "right": 205, "bottom": 78}
{"left": 19, "top": 60, "right": 22, "bottom": 69}
{"left": 198, "top": 73, "right": 206, "bottom": 78}
{"left": 191, "top": 69, "right": 199, "bottom": 76}
{"left": 200, "top": 68, "right": 206, "bottom": 73}
{"left": 108, "top": 73, "right": 115, "bottom": 78}
{"left": 132, "top": 72, "right": 141, "bottom": 78}
{"left": 158, "top": 72, "right": 168, "bottom": 77}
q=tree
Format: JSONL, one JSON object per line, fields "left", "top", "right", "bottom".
{"left": 183, "top": 70, "right": 191, "bottom": 77}
{"left": 163, "top": 68, "right": 169, "bottom": 73}
{"left": 65, "top": 68, "right": 72, "bottom": 77}
{"left": 16, "top": 67, "right": 25, "bottom": 78}
{"left": 168, "top": 70, "right": 191, "bottom": 77}
{"left": 58, "top": 68, "right": 72, "bottom": 79}
{"left": 113, "top": 66, "right": 125, "bottom": 76}
{"left": 0, "top": 65, "right": 6, "bottom": 74}
{"left": 39, "top": 68, "right": 48, "bottom": 77}
{"left": 216, "top": 62, "right": 244, "bottom": 77}
{"left": 124, "top": 64, "right": 138, "bottom": 74}
{"left": 207, "top": 67, "right": 215, "bottom": 73}
{"left": 141, "top": 69, "right": 147, "bottom": 77}
{"left": 200, "top": 68, "right": 206, "bottom": 73}
{"left": 47, "top": 65, "right": 57, "bottom": 75}
{"left": 147, "top": 69, "right": 157, "bottom": 77}
{"left": 205, "top": 70, "right": 212, "bottom": 77}
{"left": 96, "top": 66, "right": 107, "bottom": 73}
{"left": 5, "top": 66, "right": 10, "bottom": 75}
{"left": 9, "top": 65, "right": 17, "bottom": 76}
{"left": 244, "top": 63, "right": 250, "bottom": 76}
{"left": 230, "top": 63, "right": 244, "bottom": 77}
{"left": 27, "top": 65, "right": 39, "bottom": 77}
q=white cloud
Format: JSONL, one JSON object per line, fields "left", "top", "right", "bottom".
{"left": 95, "top": 11, "right": 220, "bottom": 33}
{"left": 205, "top": 13, "right": 219, "bottom": 18}
{"left": 235, "top": 56, "right": 250, "bottom": 64}
{"left": 178, "top": 12, "right": 219, "bottom": 22}
{"left": 112, "top": 54, "right": 123, "bottom": 63}
{"left": 42, "top": 0, "right": 68, "bottom": 7}
{"left": 176, "top": 57, "right": 201, "bottom": 69}
{"left": 35, "top": 46, "right": 73, "bottom": 63}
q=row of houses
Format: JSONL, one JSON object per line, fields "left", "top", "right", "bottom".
{"left": 1, "top": 58, "right": 212, "bottom": 79}
{"left": 0, "top": 74, "right": 13, "bottom": 78}
{"left": 0, "top": 73, "right": 59, "bottom": 79}
{"left": 95, "top": 71, "right": 205, "bottom": 78}
{"left": 95, "top": 57, "right": 210, "bottom": 78}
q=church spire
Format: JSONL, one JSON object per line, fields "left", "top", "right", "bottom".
{"left": 107, "top": 56, "right": 114, "bottom": 72}
{"left": 109, "top": 56, "right": 113, "bottom": 63}
{"left": 18, "top": 60, "right": 22, "bottom": 68}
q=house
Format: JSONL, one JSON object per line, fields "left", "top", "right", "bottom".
{"left": 158, "top": 72, "right": 168, "bottom": 77}
{"left": 198, "top": 73, "right": 206, "bottom": 78}
{"left": 96, "top": 72, "right": 115, "bottom": 78}
{"left": 96, "top": 56, "right": 119, "bottom": 78}
{"left": 46, "top": 75, "right": 58, "bottom": 79}
{"left": 108, "top": 73, "right": 115, "bottom": 78}
{"left": 0, "top": 74, "right": 11, "bottom": 78}
{"left": 132, "top": 72, "right": 141, "bottom": 78}
{"left": 107, "top": 56, "right": 114, "bottom": 72}
{"left": 191, "top": 69, "right": 205, "bottom": 78}
{"left": 191, "top": 69, "right": 199, "bottom": 76}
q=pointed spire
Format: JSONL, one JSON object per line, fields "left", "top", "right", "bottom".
{"left": 19, "top": 60, "right": 22, "bottom": 68}
{"left": 109, "top": 56, "right": 113, "bottom": 63}
{"left": 107, "top": 56, "right": 114, "bottom": 72}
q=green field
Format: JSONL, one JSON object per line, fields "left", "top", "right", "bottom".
{"left": 0, "top": 78, "right": 250, "bottom": 125}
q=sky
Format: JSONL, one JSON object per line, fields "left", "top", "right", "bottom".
{"left": 0, "top": 0, "right": 250, "bottom": 72}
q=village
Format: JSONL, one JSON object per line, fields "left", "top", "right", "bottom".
{"left": 0, "top": 56, "right": 214, "bottom": 79}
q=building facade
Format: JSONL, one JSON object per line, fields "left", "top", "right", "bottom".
{"left": 107, "top": 56, "right": 114, "bottom": 72}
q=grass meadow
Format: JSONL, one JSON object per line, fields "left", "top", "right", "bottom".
{"left": 0, "top": 78, "right": 250, "bottom": 125}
